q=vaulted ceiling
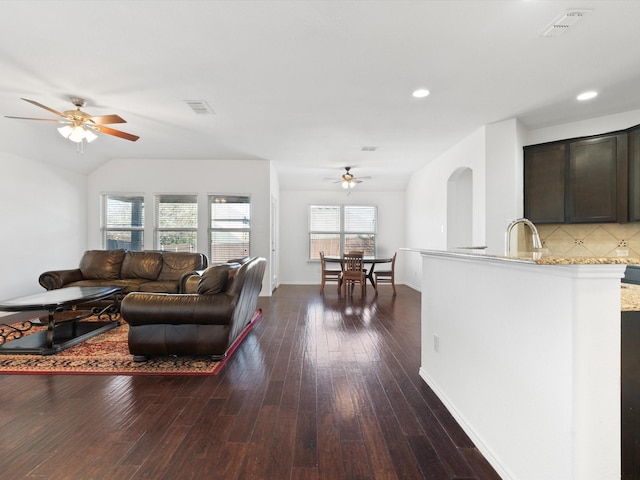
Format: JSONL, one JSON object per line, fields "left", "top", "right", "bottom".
{"left": 2, "top": 1, "right": 640, "bottom": 191}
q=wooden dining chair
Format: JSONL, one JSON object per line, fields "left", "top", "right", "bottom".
{"left": 342, "top": 251, "right": 366, "bottom": 296}
{"left": 374, "top": 252, "right": 397, "bottom": 295}
{"left": 319, "top": 251, "right": 342, "bottom": 293}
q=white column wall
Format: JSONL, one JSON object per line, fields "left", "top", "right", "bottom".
{"left": 485, "top": 118, "right": 526, "bottom": 255}
{"left": 420, "top": 253, "right": 623, "bottom": 480}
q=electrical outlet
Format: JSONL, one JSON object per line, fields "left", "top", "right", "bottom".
{"left": 433, "top": 334, "right": 439, "bottom": 352}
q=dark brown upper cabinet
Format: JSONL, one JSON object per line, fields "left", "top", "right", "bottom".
{"left": 568, "top": 133, "right": 627, "bottom": 223}
{"left": 628, "top": 126, "right": 640, "bottom": 222}
{"left": 524, "top": 143, "right": 565, "bottom": 223}
{"left": 524, "top": 128, "right": 630, "bottom": 224}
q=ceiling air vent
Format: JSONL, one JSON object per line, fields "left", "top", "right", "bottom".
{"left": 541, "top": 9, "right": 592, "bottom": 37}
{"left": 184, "top": 100, "right": 215, "bottom": 115}
{"left": 361, "top": 146, "right": 378, "bottom": 151}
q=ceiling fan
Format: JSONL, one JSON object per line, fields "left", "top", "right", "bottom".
{"left": 327, "top": 166, "right": 371, "bottom": 189}
{"left": 5, "top": 97, "right": 140, "bottom": 146}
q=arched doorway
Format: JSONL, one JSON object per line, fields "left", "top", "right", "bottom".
{"left": 447, "top": 167, "right": 473, "bottom": 249}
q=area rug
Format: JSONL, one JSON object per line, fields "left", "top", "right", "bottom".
{"left": 0, "top": 309, "right": 262, "bottom": 376}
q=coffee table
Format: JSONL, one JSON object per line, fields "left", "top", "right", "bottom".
{"left": 0, "top": 286, "right": 122, "bottom": 355}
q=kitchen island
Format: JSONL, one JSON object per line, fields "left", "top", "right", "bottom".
{"left": 408, "top": 248, "right": 639, "bottom": 480}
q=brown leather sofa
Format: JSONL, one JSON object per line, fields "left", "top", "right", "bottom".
{"left": 121, "top": 256, "right": 266, "bottom": 361}
{"left": 39, "top": 249, "right": 208, "bottom": 297}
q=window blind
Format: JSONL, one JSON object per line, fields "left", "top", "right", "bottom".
{"left": 103, "top": 195, "right": 144, "bottom": 251}
{"left": 209, "top": 195, "right": 251, "bottom": 262}
{"left": 308, "top": 205, "right": 377, "bottom": 259}
{"left": 155, "top": 194, "right": 197, "bottom": 252}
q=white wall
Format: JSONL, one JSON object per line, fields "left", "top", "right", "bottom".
{"left": 278, "top": 189, "right": 405, "bottom": 285}
{"left": 485, "top": 119, "right": 526, "bottom": 255}
{"left": 0, "top": 152, "right": 87, "bottom": 300}
{"left": 87, "top": 158, "right": 273, "bottom": 296}
{"left": 404, "top": 127, "right": 487, "bottom": 290}
{"left": 269, "top": 162, "right": 280, "bottom": 291}
{"left": 527, "top": 108, "right": 640, "bottom": 145}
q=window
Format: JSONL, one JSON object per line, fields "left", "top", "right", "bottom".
{"left": 209, "top": 195, "right": 250, "bottom": 262}
{"left": 309, "top": 205, "right": 376, "bottom": 259}
{"left": 155, "top": 195, "right": 197, "bottom": 252}
{"left": 102, "top": 195, "right": 144, "bottom": 251}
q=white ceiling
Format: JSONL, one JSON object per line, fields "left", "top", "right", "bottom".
{"left": 2, "top": 1, "right": 640, "bottom": 191}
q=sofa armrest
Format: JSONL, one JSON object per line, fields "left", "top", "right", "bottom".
{"left": 179, "top": 270, "right": 206, "bottom": 294}
{"left": 39, "top": 268, "right": 84, "bottom": 290}
{"left": 122, "top": 292, "right": 235, "bottom": 326}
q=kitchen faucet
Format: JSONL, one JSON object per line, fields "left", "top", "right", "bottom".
{"left": 505, "top": 218, "right": 543, "bottom": 256}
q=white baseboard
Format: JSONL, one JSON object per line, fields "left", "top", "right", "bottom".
{"left": 418, "top": 367, "right": 513, "bottom": 480}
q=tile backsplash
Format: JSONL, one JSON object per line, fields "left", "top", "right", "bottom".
{"left": 537, "top": 223, "right": 640, "bottom": 258}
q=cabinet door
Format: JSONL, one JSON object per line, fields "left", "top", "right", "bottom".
{"left": 524, "top": 143, "right": 566, "bottom": 223}
{"left": 568, "top": 135, "right": 626, "bottom": 223}
{"left": 629, "top": 128, "right": 640, "bottom": 221}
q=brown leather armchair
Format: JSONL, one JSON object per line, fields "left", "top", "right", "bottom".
{"left": 121, "top": 257, "right": 266, "bottom": 361}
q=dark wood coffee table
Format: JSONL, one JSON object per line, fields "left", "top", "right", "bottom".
{"left": 0, "top": 286, "right": 122, "bottom": 355}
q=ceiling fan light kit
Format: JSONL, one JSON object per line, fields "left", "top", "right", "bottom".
{"left": 57, "top": 125, "right": 97, "bottom": 143}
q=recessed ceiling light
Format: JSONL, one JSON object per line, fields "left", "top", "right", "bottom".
{"left": 412, "top": 89, "right": 430, "bottom": 98}
{"left": 577, "top": 91, "right": 598, "bottom": 101}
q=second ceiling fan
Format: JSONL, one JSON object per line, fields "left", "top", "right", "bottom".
{"left": 329, "top": 167, "right": 371, "bottom": 189}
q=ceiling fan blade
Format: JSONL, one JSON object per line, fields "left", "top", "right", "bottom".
{"left": 94, "top": 125, "right": 139, "bottom": 142}
{"left": 88, "top": 114, "right": 127, "bottom": 125}
{"left": 5, "top": 115, "right": 68, "bottom": 123}
{"left": 20, "top": 98, "right": 65, "bottom": 117}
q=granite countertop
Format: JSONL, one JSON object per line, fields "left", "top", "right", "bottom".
{"left": 534, "top": 256, "right": 640, "bottom": 265}
{"left": 622, "top": 284, "right": 640, "bottom": 312}
{"left": 404, "top": 248, "right": 640, "bottom": 266}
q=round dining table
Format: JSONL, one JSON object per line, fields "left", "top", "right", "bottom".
{"left": 324, "top": 255, "right": 392, "bottom": 289}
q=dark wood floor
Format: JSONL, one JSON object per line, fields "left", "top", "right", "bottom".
{"left": 0, "top": 285, "right": 500, "bottom": 480}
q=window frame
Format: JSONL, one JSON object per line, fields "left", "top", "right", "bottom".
{"left": 208, "top": 194, "right": 251, "bottom": 263}
{"left": 102, "top": 194, "right": 145, "bottom": 251}
{"left": 308, "top": 204, "right": 377, "bottom": 260}
{"left": 154, "top": 194, "right": 198, "bottom": 252}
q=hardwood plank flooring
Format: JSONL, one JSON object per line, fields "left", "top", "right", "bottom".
{"left": 0, "top": 285, "right": 501, "bottom": 479}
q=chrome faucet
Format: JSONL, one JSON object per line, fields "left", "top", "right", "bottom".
{"left": 505, "top": 218, "right": 543, "bottom": 256}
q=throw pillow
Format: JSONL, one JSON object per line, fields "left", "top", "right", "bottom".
{"left": 198, "top": 264, "right": 231, "bottom": 295}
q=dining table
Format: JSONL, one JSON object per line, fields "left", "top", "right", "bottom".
{"left": 324, "top": 255, "right": 392, "bottom": 289}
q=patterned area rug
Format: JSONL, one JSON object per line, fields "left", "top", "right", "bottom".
{"left": 0, "top": 309, "right": 262, "bottom": 375}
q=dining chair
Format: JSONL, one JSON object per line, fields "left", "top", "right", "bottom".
{"left": 374, "top": 252, "right": 396, "bottom": 295}
{"left": 342, "top": 251, "right": 366, "bottom": 296}
{"left": 319, "top": 251, "right": 342, "bottom": 293}
{"left": 346, "top": 250, "right": 368, "bottom": 276}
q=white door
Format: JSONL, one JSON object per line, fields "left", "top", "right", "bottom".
{"left": 270, "top": 195, "right": 279, "bottom": 291}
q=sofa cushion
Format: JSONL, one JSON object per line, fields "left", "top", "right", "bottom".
{"left": 137, "top": 281, "right": 181, "bottom": 294}
{"left": 158, "top": 252, "right": 205, "bottom": 281}
{"left": 79, "top": 250, "right": 126, "bottom": 280}
{"left": 121, "top": 251, "right": 163, "bottom": 280}
{"left": 197, "top": 264, "right": 232, "bottom": 295}
{"left": 67, "top": 278, "right": 148, "bottom": 292}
